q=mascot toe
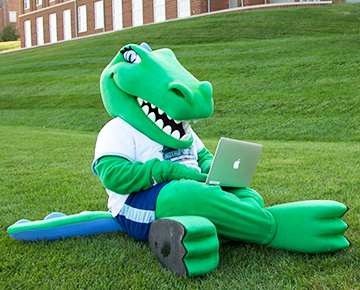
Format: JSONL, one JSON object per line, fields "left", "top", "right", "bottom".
{"left": 8, "top": 43, "right": 350, "bottom": 277}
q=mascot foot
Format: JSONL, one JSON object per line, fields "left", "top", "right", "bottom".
{"left": 149, "top": 216, "right": 219, "bottom": 276}
{"left": 266, "top": 200, "right": 350, "bottom": 254}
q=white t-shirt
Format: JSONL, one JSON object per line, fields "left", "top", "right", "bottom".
{"left": 92, "top": 117, "right": 205, "bottom": 217}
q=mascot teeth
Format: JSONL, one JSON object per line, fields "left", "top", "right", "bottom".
{"left": 138, "top": 98, "right": 190, "bottom": 141}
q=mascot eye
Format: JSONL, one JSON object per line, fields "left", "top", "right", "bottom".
{"left": 123, "top": 50, "right": 141, "bottom": 64}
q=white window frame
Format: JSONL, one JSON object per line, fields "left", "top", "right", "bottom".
{"left": 78, "top": 5, "right": 87, "bottom": 33}
{"left": 177, "top": 0, "right": 190, "bottom": 18}
{"left": 24, "top": 20, "right": 31, "bottom": 48}
{"left": 112, "top": 0, "right": 123, "bottom": 31}
{"left": 36, "top": 17, "right": 44, "bottom": 45}
{"left": 9, "top": 11, "right": 17, "bottom": 23}
{"left": 94, "top": 1, "right": 104, "bottom": 30}
{"left": 36, "top": 0, "right": 42, "bottom": 6}
{"left": 132, "top": 0, "right": 143, "bottom": 27}
{"left": 154, "top": 0, "right": 165, "bottom": 23}
{"left": 63, "top": 9, "right": 72, "bottom": 41}
{"left": 49, "top": 13, "right": 57, "bottom": 43}
{"left": 24, "top": 0, "right": 30, "bottom": 10}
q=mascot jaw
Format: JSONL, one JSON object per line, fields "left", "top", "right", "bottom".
{"left": 137, "top": 97, "right": 192, "bottom": 141}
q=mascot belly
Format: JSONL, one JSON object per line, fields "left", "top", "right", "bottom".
{"left": 8, "top": 43, "right": 350, "bottom": 277}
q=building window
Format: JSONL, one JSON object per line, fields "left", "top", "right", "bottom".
{"left": 132, "top": 0, "right": 143, "bottom": 27}
{"left": 154, "top": 0, "right": 165, "bottom": 23}
{"left": 24, "top": 20, "right": 31, "bottom": 47}
{"left": 49, "top": 13, "right": 57, "bottom": 43}
{"left": 36, "top": 17, "right": 44, "bottom": 45}
{"left": 177, "top": 0, "right": 190, "bottom": 18}
{"left": 94, "top": 1, "right": 104, "bottom": 29}
{"left": 24, "top": 0, "right": 30, "bottom": 10}
{"left": 9, "top": 11, "right": 17, "bottom": 23}
{"left": 36, "top": 0, "right": 42, "bottom": 6}
{"left": 229, "top": 0, "right": 238, "bottom": 8}
{"left": 63, "top": 9, "right": 72, "bottom": 40}
{"left": 78, "top": 5, "right": 87, "bottom": 33}
{"left": 112, "top": 0, "right": 123, "bottom": 31}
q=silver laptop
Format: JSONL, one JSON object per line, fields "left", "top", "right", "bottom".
{"left": 205, "top": 138, "right": 263, "bottom": 187}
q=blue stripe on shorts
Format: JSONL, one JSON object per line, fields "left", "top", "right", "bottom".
{"left": 116, "top": 181, "right": 170, "bottom": 241}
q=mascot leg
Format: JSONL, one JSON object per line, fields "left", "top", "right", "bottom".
{"left": 152, "top": 180, "right": 350, "bottom": 275}
{"left": 149, "top": 216, "right": 219, "bottom": 277}
{"left": 216, "top": 186, "right": 265, "bottom": 244}
{"left": 155, "top": 180, "right": 276, "bottom": 245}
{"left": 150, "top": 180, "right": 274, "bottom": 276}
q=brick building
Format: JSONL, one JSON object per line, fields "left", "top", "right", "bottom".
{"left": 4, "top": 0, "right": 352, "bottom": 48}
{"left": 16, "top": 0, "right": 235, "bottom": 48}
{"left": 0, "top": 0, "right": 21, "bottom": 33}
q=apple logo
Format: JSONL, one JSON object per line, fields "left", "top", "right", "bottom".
{"left": 233, "top": 159, "right": 241, "bottom": 170}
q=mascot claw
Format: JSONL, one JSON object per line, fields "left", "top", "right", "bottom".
{"left": 266, "top": 200, "right": 350, "bottom": 253}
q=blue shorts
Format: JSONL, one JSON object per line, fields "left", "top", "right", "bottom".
{"left": 116, "top": 181, "right": 170, "bottom": 241}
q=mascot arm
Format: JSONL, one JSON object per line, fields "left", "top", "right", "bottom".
{"left": 95, "top": 156, "right": 157, "bottom": 194}
{"left": 95, "top": 156, "right": 207, "bottom": 195}
{"left": 197, "top": 147, "right": 213, "bottom": 174}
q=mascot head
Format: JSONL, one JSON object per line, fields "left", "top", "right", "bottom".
{"left": 100, "top": 43, "right": 214, "bottom": 149}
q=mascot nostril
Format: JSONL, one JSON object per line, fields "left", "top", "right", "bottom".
{"left": 171, "top": 88, "right": 185, "bottom": 98}
{"left": 168, "top": 82, "right": 194, "bottom": 103}
{"left": 7, "top": 42, "right": 350, "bottom": 278}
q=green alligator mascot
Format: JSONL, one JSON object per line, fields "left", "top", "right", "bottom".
{"left": 8, "top": 43, "right": 350, "bottom": 277}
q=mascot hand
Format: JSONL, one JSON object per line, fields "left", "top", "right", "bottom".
{"left": 152, "top": 160, "right": 207, "bottom": 183}
{"left": 266, "top": 200, "right": 350, "bottom": 254}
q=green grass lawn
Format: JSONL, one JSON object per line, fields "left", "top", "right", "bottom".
{"left": 0, "top": 41, "right": 21, "bottom": 52}
{"left": 1, "top": 3, "right": 360, "bottom": 289}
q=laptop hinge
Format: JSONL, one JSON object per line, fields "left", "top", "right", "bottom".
{"left": 209, "top": 181, "right": 220, "bottom": 185}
